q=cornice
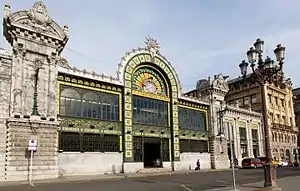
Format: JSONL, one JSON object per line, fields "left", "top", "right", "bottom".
{"left": 225, "top": 104, "right": 262, "bottom": 118}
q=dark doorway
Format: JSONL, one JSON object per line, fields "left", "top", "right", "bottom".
{"left": 253, "top": 146, "right": 259, "bottom": 158}
{"left": 144, "top": 142, "right": 161, "bottom": 168}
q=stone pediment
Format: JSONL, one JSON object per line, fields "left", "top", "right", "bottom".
{"left": 4, "top": 2, "right": 67, "bottom": 41}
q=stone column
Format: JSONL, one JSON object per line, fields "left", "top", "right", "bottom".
{"left": 11, "top": 46, "right": 26, "bottom": 117}
{"left": 234, "top": 118, "right": 242, "bottom": 166}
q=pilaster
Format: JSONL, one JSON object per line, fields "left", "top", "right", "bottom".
{"left": 11, "top": 46, "right": 26, "bottom": 117}
{"left": 233, "top": 118, "right": 240, "bottom": 159}
{"left": 247, "top": 120, "right": 254, "bottom": 157}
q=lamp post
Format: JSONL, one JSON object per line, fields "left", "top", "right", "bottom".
{"left": 238, "top": 38, "right": 285, "bottom": 188}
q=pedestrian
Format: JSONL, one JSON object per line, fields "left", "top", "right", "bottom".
{"left": 195, "top": 159, "right": 200, "bottom": 171}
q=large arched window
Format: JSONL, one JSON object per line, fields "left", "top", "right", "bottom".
{"left": 59, "top": 86, "right": 119, "bottom": 121}
{"left": 82, "top": 92, "right": 99, "bottom": 118}
{"left": 131, "top": 67, "right": 169, "bottom": 127}
{"left": 60, "top": 88, "right": 81, "bottom": 117}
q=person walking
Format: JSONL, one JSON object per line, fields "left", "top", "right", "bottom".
{"left": 195, "top": 159, "right": 200, "bottom": 171}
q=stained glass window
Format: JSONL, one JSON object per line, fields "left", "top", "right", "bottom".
{"left": 132, "top": 67, "right": 167, "bottom": 96}
{"left": 178, "top": 107, "right": 206, "bottom": 131}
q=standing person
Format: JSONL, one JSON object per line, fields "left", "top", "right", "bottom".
{"left": 195, "top": 159, "right": 200, "bottom": 171}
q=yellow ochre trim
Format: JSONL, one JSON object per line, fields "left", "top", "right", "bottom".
{"left": 168, "top": 103, "right": 170, "bottom": 127}
{"left": 132, "top": 90, "right": 170, "bottom": 102}
{"left": 57, "top": 81, "right": 123, "bottom": 122}
{"left": 120, "top": 135, "right": 123, "bottom": 152}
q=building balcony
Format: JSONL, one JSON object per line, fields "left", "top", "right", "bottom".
{"left": 271, "top": 123, "right": 292, "bottom": 131}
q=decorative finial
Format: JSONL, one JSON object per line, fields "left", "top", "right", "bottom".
{"left": 4, "top": 4, "right": 11, "bottom": 18}
{"left": 63, "top": 25, "right": 69, "bottom": 36}
{"left": 144, "top": 37, "right": 160, "bottom": 58}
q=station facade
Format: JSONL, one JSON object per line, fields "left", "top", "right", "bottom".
{"left": 0, "top": 2, "right": 211, "bottom": 181}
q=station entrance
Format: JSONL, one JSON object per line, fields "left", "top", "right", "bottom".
{"left": 133, "top": 137, "right": 170, "bottom": 167}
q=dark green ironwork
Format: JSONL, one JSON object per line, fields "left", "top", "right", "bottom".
{"left": 31, "top": 61, "right": 42, "bottom": 116}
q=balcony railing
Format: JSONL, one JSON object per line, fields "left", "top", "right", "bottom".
{"left": 271, "top": 123, "right": 292, "bottom": 131}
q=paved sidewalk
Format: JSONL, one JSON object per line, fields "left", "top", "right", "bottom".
{"left": 207, "top": 176, "right": 300, "bottom": 191}
{"left": 0, "top": 168, "right": 231, "bottom": 187}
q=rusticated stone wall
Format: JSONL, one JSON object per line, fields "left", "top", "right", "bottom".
{"left": 0, "top": 50, "right": 13, "bottom": 181}
{"left": 210, "top": 139, "right": 230, "bottom": 169}
{"left": 5, "top": 118, "right": 59, "bottom": 181}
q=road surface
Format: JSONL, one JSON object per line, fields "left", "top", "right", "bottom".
{"left": 3, "top": 167, "right": 300, "bottom": 191}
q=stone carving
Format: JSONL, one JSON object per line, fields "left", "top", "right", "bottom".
{"left": 212, "top": 73, "right": 229, "bottom": 92}
{"left": 4, "top": 4, "right": 11, "bottom": 18}
{"left": 12, "top": 45, "right": 26, "bottom": 58}
{"left": 145, "top": 37, "right": 160, "bottom": 58}
{"left": 63, "top": 25, "right": 69, "bottom": 37}
{"left": 284, "top": 78, "right": 292, "bottom": 87}
{"left": 27, "top": 1, "right": 52, "bottom": 33}
{"left": 47, "top": 54, "right": 59, "bottom": 66}
{"left": 57, "top": 57, "right": 72, "bottom": 69}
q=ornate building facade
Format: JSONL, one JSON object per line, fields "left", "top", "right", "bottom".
{"left": 0, "top": 2, "right": 211, "bottom": 182}
{"left": 292, "top": 87, "right": 300, "bottom": 161}
{"left": 185, "top": 74, "right": 264, "bottom": 167}
{"left": 226, "top": 74, "right": 298, "bottom": 162}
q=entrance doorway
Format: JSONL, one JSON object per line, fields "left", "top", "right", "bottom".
{"left": 144, "top": 142, "right": 161, "bottom": 167}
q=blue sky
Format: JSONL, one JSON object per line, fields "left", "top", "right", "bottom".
{"left": 1, "top": 0, "right": 300, "bottom": 92}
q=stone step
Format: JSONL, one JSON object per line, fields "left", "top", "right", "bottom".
{"left": 136, "top": 168, "right": 171, "bottom": 174}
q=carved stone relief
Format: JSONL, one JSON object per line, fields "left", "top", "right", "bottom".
{"left": 212, "top": 73, "right": 229, "bottom": 92}
{"left": 27, "top": 1, "right": 52, "bottom": 34}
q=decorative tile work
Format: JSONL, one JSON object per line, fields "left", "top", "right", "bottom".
{"left": 122, "top": 52, "right": 180, "bottom": 162}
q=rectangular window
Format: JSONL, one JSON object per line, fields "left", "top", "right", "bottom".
{"left": 132, "top": 96, "right": 168, "bottom": 127}
{"left": 282, "top": 116, "right": 286, "bottom": 125}
{"left": 238, "top": 99, "right": 243, "bottom": 106}
{"left": 281, "top": 99, "right": 285, "bottom": 107}
{"left": 178, "top": 107, "right": 206, "bottom": 131}
{"left": 268, "top": 94, "right": 272, "bottom": 104}
{"left": 251, "top": 94, "right": 257, "bottom": 104}
{"left": 244, "top": 97, "right": 249, "bottom": 106}
{"left": 179, "top": 139, "right": 208, "bottom": 153}
{"left": 59, "top": 132, "right": 120, "bottom": 152}
{"left": 252, "top": 129, "right": 258, "bottom": 141}
{"left": 276, "top": 114, "right": 280, "bottom": 123}
{"left": 239, "top": 127, "right": 247, "bottom": 140}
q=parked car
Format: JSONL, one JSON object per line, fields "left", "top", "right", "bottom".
{"left": 242, "top": 158, "right": 263, "bottom": 168}
{"left": 257, "top": 156, "right": 267, "bottom": 164}
{"left": 278, "top": 161, "right": 288, "bottom": 167}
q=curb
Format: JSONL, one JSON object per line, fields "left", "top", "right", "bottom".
{"left": 0, "top": 168, "right": 233, "bottom": 187}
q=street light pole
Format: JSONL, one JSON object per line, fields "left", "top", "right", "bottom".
{"left": 238, "top": 38, "right": 285, "bottom": 188}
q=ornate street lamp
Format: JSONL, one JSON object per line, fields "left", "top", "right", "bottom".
{"left": 238, "top": 38, "right": 285, "bottom": 188}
